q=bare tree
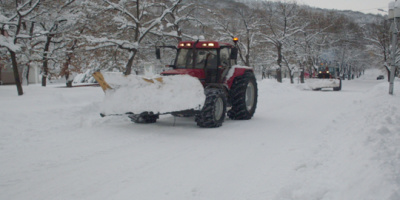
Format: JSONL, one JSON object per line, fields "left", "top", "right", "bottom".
{"left": 363, "top": 18, "right": 391, "bottom": 80}
{"left": 259, "top": 1, "right": 306, "bottom": 83}
{"left": 33, "top": 0, "right": 84, "bottom": 86}
{"left": 84, "top": 0, "right": 182, "bottom": 75}
{"left": 206, "top": 2, "right": 261, "bottom": 66}
{"left": 294, "top": 9, "right": 336, "bottom": 78}
{"left": 155, "top": 2, "right": 198, "bottom": 41}
{"left": 0, "top": 0, "right": 41, "bottom": 95}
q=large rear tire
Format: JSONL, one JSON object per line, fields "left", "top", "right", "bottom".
{"left": 228, "top": 72, "right": 258, "bottom": 120}
{"left": 195, "top": 88, "right": 227, "bottom": 128}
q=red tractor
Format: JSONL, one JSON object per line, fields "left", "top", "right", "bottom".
{"left": 93, "top": 38, "right": 258, "bottom": 128}
{"left": 154, "top": 39, "right": 258, "bottom": 127}
{"left": 306, "top": 65, "right": 342, "bottom": 91}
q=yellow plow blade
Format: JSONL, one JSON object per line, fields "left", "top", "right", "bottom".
{"left": 92, "top": 72, "right": 164, "bottom": 92}
{"left": 141, "top": 77, "right": 164, "bottom": 84}
{"left": 92, "top": 71, "right": 113, "bottom": 92}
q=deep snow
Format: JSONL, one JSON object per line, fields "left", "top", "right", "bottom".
{"left": 1, "top": 69, "right": 399, "bottom": 200}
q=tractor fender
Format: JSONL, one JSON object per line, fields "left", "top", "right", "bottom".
{"left": 224, "top": 65, "right": 254, "bottom": 89}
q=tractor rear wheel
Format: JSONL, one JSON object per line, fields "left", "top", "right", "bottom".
{"left": 195, "top": 88, "right": 227, "bottom": 128}
{"left": 228, "top": 72, "right": 258, "bottom": 120}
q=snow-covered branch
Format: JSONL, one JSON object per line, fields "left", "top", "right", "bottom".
{"left": 103, "top": 0, "right": 140, "bottom": 24}
{"left": 0, "top": 35, "right": 21, "bottom": 52}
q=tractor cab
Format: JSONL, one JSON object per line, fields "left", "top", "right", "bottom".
{"left": 159, "top": 40, "right": 238, "bottom": 85}
{"left": 307, "top": 65, "right": 342, "bottom": 91}
{"left": 317, "top": 66, "right": 339, "bottom": 79}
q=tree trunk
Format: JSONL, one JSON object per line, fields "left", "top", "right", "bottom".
{"left": 124, "top": 49, "right": 137, "bottom": 75}
{"left": 342, "top": 67, "right": 346, "bottom": 80}
{"left": 276, "top": 44, "right": 283, "bottom": 83}
{"left": 287, "top": 66, "right": 294, "bottom": 84}
{"left": 10, "top": 50, "right": 23, "bottom": 95}
{"left": 246, "top": 36, "right": 250, "bottom": 66}
{"left": 290, "top": 74, "right": 294, "bottom": 84}
{"left": 41, "top": 62, "right": 48, "bottom": 86}
{"left": 61, "top": 51, "right": 73, "bottom": 82}
{"left": 300, "top": 63, "right": 304, "bottom": 83}
{"left": 386, "top": 67, "right": 390, "bottom": 82}
{"left": 42, "top": 35, "right": 53, "bottom": 87}
{"left": 276, "top": 68, "right": 282, "bottom": 83}
{"left": 277, "top": 44, "right": 282, "bottom": 69}
{"left": 245, "top": 54, "right": 250, "bottom": 66}
{"left": 0, "top": 66, "right": 2, "bottom": 85}
{"left": 25, "top": 64, "right": 30, "bottom": 86}
{"left": 62, "top": 58, "right": 72, "bottom": 87}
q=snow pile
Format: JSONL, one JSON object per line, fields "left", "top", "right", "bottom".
{"left": 72, "top": 69, "right": 97, "bottom": 84}
{"left": 363, "top": 83, "right": 400, "bottom": 194}
{"left": 100, "top": 73, "right": 205, "bottom": 114}
{"left": 304, "top": 78, "right": 340, "bottom": 89}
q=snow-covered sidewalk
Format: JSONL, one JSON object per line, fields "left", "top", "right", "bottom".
{"left": 0, "top": 70, "right": 399, "bottom": 200}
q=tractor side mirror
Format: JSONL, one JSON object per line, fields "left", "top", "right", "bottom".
{"left": 230, "top": 47, "right": 238, "bottom": 60}
{"left": 156, "top": 48, "right": 161, "bottom": 59}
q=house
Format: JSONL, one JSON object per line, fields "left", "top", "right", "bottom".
{"left": 0, "top": 62, "right": 40, "bottom": 85}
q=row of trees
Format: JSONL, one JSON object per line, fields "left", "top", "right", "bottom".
{"left": 0, "top": 0, "right": 391, "bottom": 95}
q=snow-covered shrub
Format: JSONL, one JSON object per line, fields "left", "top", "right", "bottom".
{"left": 72, "top": 69, "right": 97, "bottom": 84}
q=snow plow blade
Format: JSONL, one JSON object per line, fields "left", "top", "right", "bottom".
{"left": 92, "top": 71, "right": 112, "bottom": 92}
{"left": 92, "top": 72, "right": 205, "bottom": 116}
{"left": 305, "top": 78, "right": 341, "bottom": 90}
{"left": 92, "top": 72, "right": 164, "bottom": 92}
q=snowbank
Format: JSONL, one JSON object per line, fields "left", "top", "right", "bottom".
{"left": 100, "top": 73, "right": 205, "bottom": 114}
{"left": 72, "top": 69, "right": 97, "bottom": 84}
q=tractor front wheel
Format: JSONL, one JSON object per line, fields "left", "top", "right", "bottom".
{"left": 195, "top": 88, "right": 227, "bottom": 128}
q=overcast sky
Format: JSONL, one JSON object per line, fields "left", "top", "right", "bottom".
{"left": 293, "top": 0, "right": 389, "bottom": 15}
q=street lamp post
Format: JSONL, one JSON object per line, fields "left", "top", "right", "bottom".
{"left": 388, "top": 1, "right": 399, "bottom": 95}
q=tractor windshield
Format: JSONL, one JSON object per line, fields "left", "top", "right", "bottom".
{"left": 176, "top": 49, "right": 218, "bottom": 69}
{"left": 318, "top": 67, "right": 335, "bottom": 72}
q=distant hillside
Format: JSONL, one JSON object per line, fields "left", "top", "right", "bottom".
{"left": 234, "top": 0, "right": 385, "bottom": 24}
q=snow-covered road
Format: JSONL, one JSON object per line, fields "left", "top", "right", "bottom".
{"left": 1, "top": 70, "right": 399, "bottom": 200}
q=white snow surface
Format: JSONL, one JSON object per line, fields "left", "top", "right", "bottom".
{"left": 1, "top": 69, "right": 400, "bottom": 200}
{"left": 100, "top": 73, "right": 205, "bottom": 114}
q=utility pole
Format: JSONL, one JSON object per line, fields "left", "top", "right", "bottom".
{"left": 388, "top": 1, "right": 398, "bottom": 95}
{"left": 389, "top": 22, "right": 397, "bottom": 95}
